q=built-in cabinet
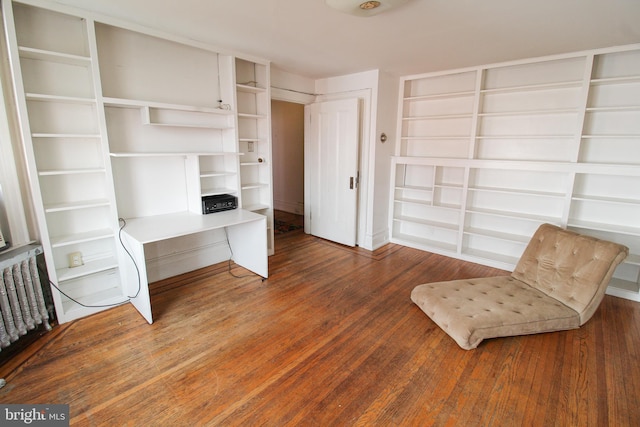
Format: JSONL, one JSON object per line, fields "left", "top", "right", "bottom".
{"left": 3, "top": 0, "right": 274, "bottom": 322}
{"left": 392, "top": 45, "right": 640, "bottom": 301}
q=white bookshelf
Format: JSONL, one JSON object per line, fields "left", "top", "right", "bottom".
{"left": 391, "top": 45, "right": 640, "bottom": 300}
{"left": 3, "top": 0, "right": 273, "bottom": 322}
{"left": 3, "top": 1, "right": 125, "bottom": 322}
{"left": 235, "top": 57, "right": 274, "bottom": 255}
{"left": 398, "top": 70, "right": 477, "bottom": 159}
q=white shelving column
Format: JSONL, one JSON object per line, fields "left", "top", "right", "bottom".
{"left": 235, "top": 57, "right": 274, "bottom": 255}
{"left": 570, "top": 47, "right": 640, "bottom": 300}
{"left": 463, "top": 57, "right": 585, "bottom": 267}
{"left": 2, "top": 1, "right": 125, "bottom": 322}
{"left": 391, "top": 71, "right": 476, "bottom": 256}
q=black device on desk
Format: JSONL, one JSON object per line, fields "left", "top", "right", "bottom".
{"left": 202, "top": 194, "right": 237, "bottom": 214}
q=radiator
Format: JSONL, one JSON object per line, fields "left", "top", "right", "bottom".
{"left": 0, "top": 245, "right": 51, "bottom": 350}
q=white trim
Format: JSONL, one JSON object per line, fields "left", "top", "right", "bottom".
{"left": 369, "top": 228, "right": 389, "bottom": 250}
{"left": 271, "top": 87, "right": 316, "bottom": 105}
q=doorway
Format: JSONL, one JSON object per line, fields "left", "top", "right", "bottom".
{"left": 271, "top": 100, "right": 304, "bottom": 233}
{"left": 271, "top": 90, "right": 368, "bottom": 247}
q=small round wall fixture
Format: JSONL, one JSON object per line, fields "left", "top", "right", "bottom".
{"left": 380, "top": 132, "right": 388, "bottom": 143}
{"left": 325, "top": 0, "right": 411, "bottom": 17}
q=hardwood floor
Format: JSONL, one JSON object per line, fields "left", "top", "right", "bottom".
{"left": 1, "top": 230, "right": 639, "bottom": 426}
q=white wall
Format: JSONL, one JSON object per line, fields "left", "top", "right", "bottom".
{"left": 271, "top": 67, "right": 316, "bottom": 104}
{"left": 0, "top": 33, "right": 37, "bottom": 247}
{"left": 372, "top": 71, "right": 398, "bottom": 248}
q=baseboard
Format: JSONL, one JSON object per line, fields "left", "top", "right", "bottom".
{"left": 274, "top": 200, "right": 304, "bottom": 215}
{"left": 362, "top": 228, "right": 389, "bottom": 251}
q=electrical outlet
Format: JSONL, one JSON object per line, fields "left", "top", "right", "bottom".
{"left": 248, "top": 141, "right": 254, "bottom": 152}
{"left": 68, "top": 251, "right": 83, "bottom": 268}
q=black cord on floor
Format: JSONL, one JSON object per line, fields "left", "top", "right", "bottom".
{"left": 44, "top": 274, "right": 130, "bottom": 308}
{"left": 39, "top": 218, "right": 142, "bottom": 309}
{"left": 118, "top": 218, "right": 142, "bottom": 299}
{"left": 223, "top": 227, "right": 255, "bottom": 279}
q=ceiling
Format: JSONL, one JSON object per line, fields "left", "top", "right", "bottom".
{"left": 49, "top": 0, "right": 640, "bottom": 79}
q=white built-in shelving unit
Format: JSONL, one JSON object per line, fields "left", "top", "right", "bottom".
{"left": 2, "top": 0, "right": 273, "bottom": 322}
{"left": 3, "top": 2, "right": 124, "bottom": 322}
{"left": 392, "top": 45, "right": 640, "bottom": 301}
{"left": 235, "top": 58, "right": 274, "bottom": 255}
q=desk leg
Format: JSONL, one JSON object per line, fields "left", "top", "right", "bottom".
{"left": 226, "top": 217, "right": 268, "bottom": 278}
{"left": 121, "top": 231, "right": 153, "bottom": 324}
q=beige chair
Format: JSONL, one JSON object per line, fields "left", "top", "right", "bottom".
{"left": 411, "top": 224, "right": 629, "bottom": 350}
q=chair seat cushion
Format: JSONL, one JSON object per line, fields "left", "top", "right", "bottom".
{"left": 411, "top": 276, "right": 580, "bottom": 350}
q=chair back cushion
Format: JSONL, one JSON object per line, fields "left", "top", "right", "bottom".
{"left": 511, "top": 224, "right": 628, "bottom": 325}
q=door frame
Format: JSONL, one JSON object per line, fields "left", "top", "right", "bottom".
{"left": 272, "top": 88, "right": 372, "bottom": 248}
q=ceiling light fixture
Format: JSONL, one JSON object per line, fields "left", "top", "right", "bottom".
{"left": 359, "top": 1, "right": 381, "bottom": 10}
{"left": 325, "top": 0, "right": 410, "bottom": 17}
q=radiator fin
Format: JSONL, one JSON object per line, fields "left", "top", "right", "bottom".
{"left": 0, "top": 245, "right": 50, "bottom": 351}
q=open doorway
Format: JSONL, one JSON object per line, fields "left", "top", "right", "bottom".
{"left": 271, "top": 100, "right": 304, "bottom": 234}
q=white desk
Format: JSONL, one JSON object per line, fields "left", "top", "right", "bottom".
{"left": 120, "top": 209, "right": 268, "bottom": 323}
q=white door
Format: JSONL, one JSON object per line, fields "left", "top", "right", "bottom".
{"left": 305, "top": 98, "right": 359, "bottom": 246}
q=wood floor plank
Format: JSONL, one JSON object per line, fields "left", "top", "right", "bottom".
{"left": 1, "top": 231, "right": 639, "bottom": 426}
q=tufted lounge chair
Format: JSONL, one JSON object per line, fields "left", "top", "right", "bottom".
{"left": 411, "top": 224, "right": 629, "bottom": 350}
